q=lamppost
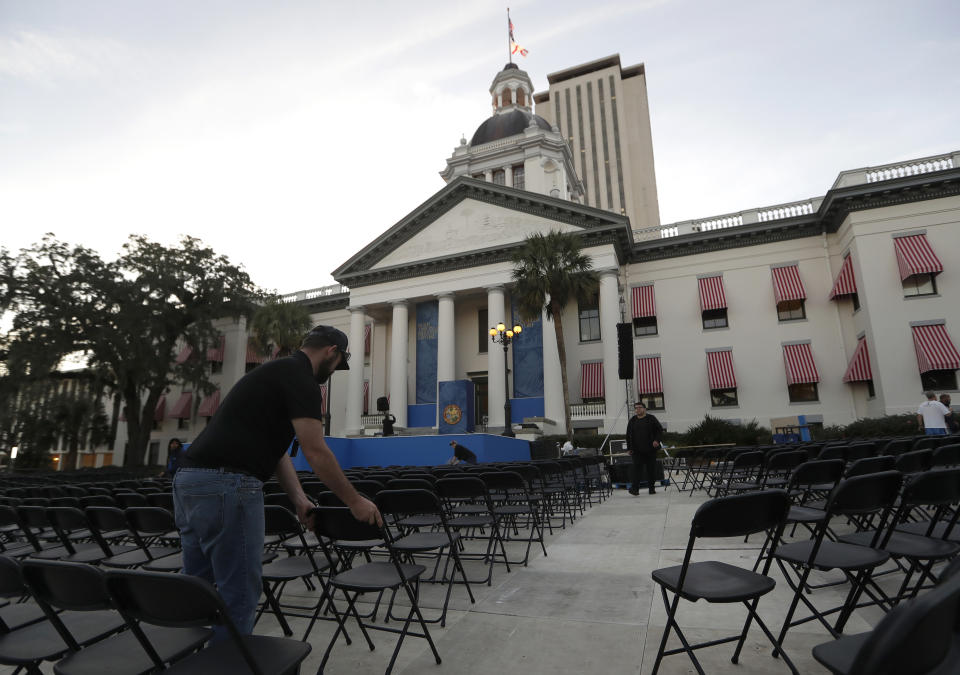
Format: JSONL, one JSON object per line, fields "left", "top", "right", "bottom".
{"left": 489, "top": 322, "right": 522, "bottom": 437}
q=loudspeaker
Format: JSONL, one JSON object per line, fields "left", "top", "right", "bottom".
{"left": 616, "top": 322, "right": 633, "bottom": 380}
{"left": 376, "top": 396, "right": 389, "bottom": 412}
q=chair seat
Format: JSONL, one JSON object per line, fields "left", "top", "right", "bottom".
{"left": 652, "top": 561, "right": 776, "bottom": 603}
{"left": 452, "top": 504, "right": 488, "bottom": 514}
{"left": 398, "top": 515, "right": 441, "bottom": 528}
{"left": 0, "top": 601, "right": 47, "bottom": 631}
{"left": 787, "top": 505, "right": 827, "bottom": 523}
{"left": 811, "top": 630, "right": 871, "bottom": 674}
{"left": 897, "top": 520, "right": 960, "bottom": 542}
{"left": 332, "top": 561, "right": 426, "bottom": 592}
{"left": 727, "top": 481, "right": 760, "bottom": 492}
{"left": 0, "top": 609, "right": 124, "bottom": 664}
{"left": 447, "top": 515, "right": 494, "bottom": 528}
{"left": 54, "top": 624, "right": 211, "bottom": 675}
{"left": 392, "top": 532, "right": 457, "bottom": 552}
{"left": 838, "top": 530, "right": 960, "bottom": 560}
{"left": 261, "top": 555, "right": 329, "bottom": 581}
{"left": 100, "top": 547, "right": 179, "bottom": 568}
{"left": 141, "top": 552, "right": 183, "bottom": 572}
{"left": 333, "top": 538, "right": 383, "bottom": 551}
{"left": 162, "top": 634, "right": 311, "bottom": 675}
{"left": 494, "top": 505, "right": 533, "bottom": 516}
{"left": 775, "top": 540, "right": 890, "bottom": 571}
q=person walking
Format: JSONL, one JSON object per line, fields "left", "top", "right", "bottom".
{"left": 173, "top": 325, "right": 381, "bottom": 639}
{"left": 164, "top": 438, "right": 185, "bottom": 477}
{"left": 918, "top": 390, "right": 953, "bottom": 436}
{"left": 626, "top": 401, "right": 663, "bottom": 495}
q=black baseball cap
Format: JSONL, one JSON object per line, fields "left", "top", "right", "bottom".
{"left": 303, "top": 325, "right": 350, "bottom": 370}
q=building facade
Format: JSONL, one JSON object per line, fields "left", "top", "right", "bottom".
{"left": 112, "top": 57, "right": 960, "bottom": 467}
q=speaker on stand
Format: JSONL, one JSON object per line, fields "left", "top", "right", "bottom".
{"left": 616, "top": 322, "right": 633, "bottom": 381}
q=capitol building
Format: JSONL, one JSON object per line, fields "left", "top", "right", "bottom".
{"left": 113, "top": 55, "right": 960, "bottom": 466}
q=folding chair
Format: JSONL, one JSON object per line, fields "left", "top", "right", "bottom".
{"left": 650, "top": 490, "right": 796, "bottom": 675}
{"left": 105, "top": 567, "right": 311, "bottom": 675}
{"left": 43, "top": 507, "right": 111, "bottom": 564}
{"left": 20, "top": 558, "right": 210, "bottom": 675}
{"left": 0, "top": 556, "right": 127, "bottom": 674}
{"left": 481, "top": 471, "right": 547, "bottom": 566}
{"left": 254, "top": 505, "right": 333, "bottom": 641}
{"left": 85, "top": 507, "right": 177, "bottom": 568}
{"left": 811, "top": 571, "right": 960, "bottom": 674}
{"left": 931, "top": 443, "right": 960, "bottom": 469}
{"left": 772, "top": 471, "right": 903, "bottom": 655}
{"left": 714, "top": 450, "right": 764, "bottom": 496}
{"left": 125, "top": 507, "right": 184, "bottom": 572}
{"left": 311, "top": 505, "right": 441, "bottom": 675}
{"left": 375, "top": 488, "right": 475, "bottom": 627}
{"left": 435, "top": 476, "right": 509, "bottom": 585}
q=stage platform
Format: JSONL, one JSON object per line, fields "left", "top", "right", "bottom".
{"left": 289, "top": 433, "right": 532, "bottom": 471}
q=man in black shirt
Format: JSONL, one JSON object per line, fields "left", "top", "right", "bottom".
{"left": 626, "top": 401, "right": 663, "bottom": 495}
{"left": 174, "top": 325, "right": 380, "bottom": 638}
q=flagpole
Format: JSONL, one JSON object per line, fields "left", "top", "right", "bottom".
{"left": 507, "top": 7, "right": 512, "bottom": 64}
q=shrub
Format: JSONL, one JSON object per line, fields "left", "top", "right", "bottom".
{"left": 681, "top": 415, "right": 772, "bottom": 446}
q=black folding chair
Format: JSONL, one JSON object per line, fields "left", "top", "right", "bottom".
{"left": 650, "top": 490, "right": 796, "bottom": 675}
{"left": 811, "top": 570, "right": 960, "bottom": 674}
{"left": 311, "top": 505, "right": 441, "bottom": 675}
{"left": 20, "top": 558, "right": 210, "bottom": 674}
{"left": 435, "top": 476, "right": 509, "bottom": 585}
{"left": 481, "top": 471, "right": 547, "bottom": 566}
{"left": 105, "top": 567, "right": 311, "bottom": 675}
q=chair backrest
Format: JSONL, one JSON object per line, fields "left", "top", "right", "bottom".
{"left": 788, "top": 459, "right": 845, "bottom": 489}
{"left": 479, "top": 471, "right": 527, "bottom": 494}
{"left": 912, "top": 436, "right": 941, "bottom": 452}
{"left": 115, "top": 492, "right": 149, "bottom": 509}
{"left": 818, "top": 445, "right": 847, "bottom": 462}
{"left": 145, "top": 493, "right": 174, "bottom": 510}
{"left": 766, "top": 450, "right": 808, "bottom": 472}
{"left": 21, "top": 558, "right": 111, "bottom": 612}
{"left": 932, "top": 443, "right": 960, "bottom": 468}
{"left": 311, "top": 505, "right": 383, "bottom": 543}
{"left": 845, "top": 455, "right": 896, "bottom": 478}
{"left": 899, "top": 467, "right": 960, "bottom": 508}
{"left": 376, "top": 488, "right": 443, "bottom": 517}
{"left": 349, "top": 479, "right": 386, "bottom": 499}
{"left": 79, "top": 495, "right": 116, "bottom": 508}
{"left": 848, "top": 573, "right": 960, "bottom": 675}
{"left": 106, "top": 568, "right": 227, "bottom": 627}
{"left": 263, "top": 504, "right": 303, "bottom": 537}
{"left": 125, "top": 507, "right": 176, "bottom": 536}
{"left": 384, "top": 478, "right": 436, "bottom": 492}
{"left": 846, "top": 442, "right": 876, "bottom": 461}
{"left": 827, "top": 471, "right": 903, "bottom": 516}
{"left": 0, "top": 554, "right": 27, "bottom": 599}
{"left": 895, "top": 449, "right": 933, "bottom": 474}
{"left": 264, "top": 492, "right": 297, "bottom": 512}
{"left": 882, "top": 438, "right": 914, "bottom": 456}
{"left": 435, "top": 477, "right": 487, "bottom": 501}
{"left": 731, "top": 451, "right": 764, "bottom": 469}
{"left": 691, "top": 490, "right": 791, "bottom": 539}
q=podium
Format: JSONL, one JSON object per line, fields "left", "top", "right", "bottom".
{"left": 438, "top": 380, "right": 475, "bottom": 434}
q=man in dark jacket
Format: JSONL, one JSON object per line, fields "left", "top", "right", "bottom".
{"left": 626, "top": 401, "right": 663, "bottom": 495}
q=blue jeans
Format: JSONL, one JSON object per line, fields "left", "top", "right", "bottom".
{"left": 925, "top": 428, "right": 948, "bottom": 436}
{"left": 173, "top": 468, "right": 264, "bottom": 639}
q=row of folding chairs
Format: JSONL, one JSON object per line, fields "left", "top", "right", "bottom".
{"left": 650, "top": 466, "right": 960, "bottom": 674}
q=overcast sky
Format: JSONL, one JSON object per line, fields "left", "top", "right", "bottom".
{"left": 2, "top": 0, "right": 958, "bottom": 294}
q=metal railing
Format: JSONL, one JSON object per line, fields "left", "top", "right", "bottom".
{"left": 279, "top": 284, "right": 349, "bottom": 304}
{"left": 570, "top": 402, "right": 605, "bottom": 420}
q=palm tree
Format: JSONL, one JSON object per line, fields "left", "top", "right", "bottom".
{"left": 512, "top": 231, "right": 598, "bottom": 441}
{"left": 249, "top": 298, "right": 312, "bottom": 360}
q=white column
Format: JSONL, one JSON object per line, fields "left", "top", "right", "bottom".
{"left": 436, "top": 293, "right": 456, "bottom": 427}
{"left": 486, "top": 286, "right": 506, "bottom": 430}
{"left": 599, "top": 269, "right": 627, "bottom": 434}
{"left": 389, "top": 301, "right": 409, "bottom": 429}
{"left": 345, "top": 306, "right": 366, "bottom": 435}
{"left": 484, "top": 169, "right": 493, "bottom": 182}
{"left": 542, "top": 294, "right": 566, "bottom": 435}
{"left": 505, "top": 166, "right": 513, "bottom": 187}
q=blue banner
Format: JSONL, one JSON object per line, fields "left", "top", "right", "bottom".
{"left": 415, "top": 301, "right": 438, "bottom": 404}
{"left": 512, "top": 302, "right": 544, "bottom": 398}
{"left": 438, "top": 380, "right": 475, "bottom": 434}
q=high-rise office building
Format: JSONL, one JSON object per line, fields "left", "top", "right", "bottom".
{"left": 534, "top": 54, "right": 661, "bottom": 231}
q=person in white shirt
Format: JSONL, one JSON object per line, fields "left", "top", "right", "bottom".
{"left": 917, "top": 391, "right": 953, "bottom": 436}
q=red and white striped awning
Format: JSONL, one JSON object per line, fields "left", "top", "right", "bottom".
{"left": 771, "top": 265, "right": 807, "bottom": 304}
{"left": 698, "top": 276, "right": 727, "bottom": 312}
{"left": 363, "top": 380, "right": 370, "bottom": 414}
{"left": 581, "top": 362, "right": 605, "bottom": 399}
{"left": 829, "top": 256, "right": 858, "bottom": 300}
{"left": 706, "top": 350, "right": 737, "bottom": 390}
{"left": 894, "top": 234, "right": 943, "bottom": 281}
{"left": 246, "top": 338, "right": 268, "bottom": 364}
{"left": 153, "top": 395, "right": 166, "bottom": 422}
{"left": 168, "top": 392, "right": 192, "bottom": 419}
{"left": 197, "top": 390, "right": 220, "bottom": 417}
{"left": 912, "top": 324, "right": 960, "bottom": 374}
{"left": 320, "top": 384, "right": 329, "bottom": 415}
{"left": 782, "top": 343, "right": 820, "bottom": 385}
{"left": 631, "top": 285, "right": 656, "bottom": 319}
{"left": 174, "top": 344, "right": 193, "bottom": 364}
{"left": 206, "top": 335, "right": 225, "bottom": 363}
{"left": 364, "top": 324, "right": 372, "bottom": 356}
{"left": 636, "top": 356, "right": 662, "bottom": 395}
{"left": 843, "top": 337, "right": 873, "bottom": 383}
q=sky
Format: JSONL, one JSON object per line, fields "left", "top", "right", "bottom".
{"left": 2, "top": 0, "right": 959, "bottom": 295}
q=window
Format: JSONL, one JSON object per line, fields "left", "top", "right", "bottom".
{"left": 478, "top": 308, "right": 488, "bottom": 354}
{"left": 472, "top": 173, "right": 485, "bottom": 180}
{"left": 922, "top": 369, "right": 958, "bottom": 391}
{"left": 903, "top": 274, "right": 937, "bottom": 297}
{"left": 245, "top": 362, "right": 259, "bottom": 373}
{"left": 639, "top": 393, "right": 665, "bottom": 410}
{"left": 210, "top": 361, "right": 223, "bottom": 375}
{"left": 578, "top": 294, "right": 601, "bottom": 342}
{"left": 512, "top": 165, "right": 525, "bottom": 190}
{"left": 492, "top": 169, "right": 506, "bottom": 185}
{"left": 851, "top": 293, "right": 860, "bottom": 312}
{"left": 702, "top": 308, "right": 728, "bottom": 330}
{"left": 633, "top": 316, "right": 657, "bottom": 336}
{"left": 788, "top": 382, "right": 819, "bottom": 403}
{"left": 710, "top": 388, "right": 738, "bottom": 407}
{"left": 147, "top": 441, "right": 160, "bottom": 466}
{"left": 867, "top": 380, "right": 876, "bottom": 398}
{"left": 177, "top": 417, "right": 190, "bottom": 430}
{"left": 777, "top": 299, "right": 806, "bottom": 322}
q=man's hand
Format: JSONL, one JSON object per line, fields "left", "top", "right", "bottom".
{"left": 295, "top": 496, "right": 316, "bottom": 530}
{"left": 349, "top": 495, "right": 383, "bottom": 527}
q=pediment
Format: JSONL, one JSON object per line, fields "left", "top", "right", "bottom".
{"left": 371, "top": 199, "right": 580, "bottom": 270}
